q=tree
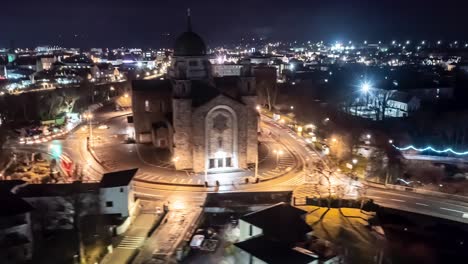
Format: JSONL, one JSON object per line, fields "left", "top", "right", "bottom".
{"left": 312, "top": 161, "right": 335, "bottom": 222}
{"left": 373, "top": 89, "right": 396, "bottom": 121}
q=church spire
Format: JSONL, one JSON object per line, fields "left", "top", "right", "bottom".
{"left": 187, "top": 8, "right": 192, "bottom": 32}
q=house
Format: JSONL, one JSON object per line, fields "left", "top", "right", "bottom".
{"left": 235, "top": 202, "right": 338, "bottom": 264}
{"left": 0, "top": 192, "right": 34, "bottom": 263}
{"left": 5, "top": 168, "right": 139, "bottom": 231}
{"left": 99, "top": 168, "right": 138, "bottom": 217}
{"left": 385, "top": 91, "right": 420, "bottom": 118}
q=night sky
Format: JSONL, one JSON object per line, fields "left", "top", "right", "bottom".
{"left": 1, "top": 0, "right": 467, "bottom": 48}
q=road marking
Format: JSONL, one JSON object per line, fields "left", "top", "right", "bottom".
{"left": 179, "top": 179, "right": 186, "bottom": 183}
{"left": 415, "top": 203, "right": 429, "bottom": 207}
{"left": 197, "top": 179, "right": 201, "bottom": 184}
{"left": 440, "top": 207, "right": 467, "bottom": 214}
{"left": 171, "top": 178, "right": 177, "bottom": 183}
{"left": 390, "top": 198, "right": 405, "bottom": 202}
{"left": 187, "top": 179, "right": 193, "bottom": 184}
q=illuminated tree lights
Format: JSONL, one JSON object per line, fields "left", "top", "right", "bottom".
{"left": 393, "top": 145, "right": 468, "bottom": 155}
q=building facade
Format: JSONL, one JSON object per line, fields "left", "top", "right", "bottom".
{"left": 132, "top": 13, "right": 258, "bottom": 173}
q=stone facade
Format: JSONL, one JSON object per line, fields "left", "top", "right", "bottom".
{"left": 131, "top": 19, "right": 258, "bottom": 173}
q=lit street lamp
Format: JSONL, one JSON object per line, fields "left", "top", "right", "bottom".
{"left": 361, "top": 81, "right": 372, "bottom": 106}
{"left": 83, "top": 113, "right": 93, "bottom": 147}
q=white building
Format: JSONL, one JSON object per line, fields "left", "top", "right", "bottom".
{"left": 212, "top": 64, "right": 243, "bottom": 77}
{"left": 99, "top": 168, "right": 138, "bottom": 217}
{"left": 11, "top": 169, "right": 139, "bottom": 231}
{"left": 384, "top": 91, "right": 420, "bottom": 118}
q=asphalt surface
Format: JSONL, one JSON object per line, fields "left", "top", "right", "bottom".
{"left": 7, "top": 105, "right": 468, "bottom": 226}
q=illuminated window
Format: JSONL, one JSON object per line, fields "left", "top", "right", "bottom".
{"left": 145, "top": 100, "right": 150, "bottom": 112}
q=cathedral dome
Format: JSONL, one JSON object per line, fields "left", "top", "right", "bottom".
{"left": 173, "top": 31, "right": 207, "bottom": 57}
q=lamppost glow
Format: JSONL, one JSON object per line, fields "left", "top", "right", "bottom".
{"left": 361, "top": 82, "right": 371, "bottom": 93}
{"left": 83, "top": 113, "right": 94, "bottom": 147}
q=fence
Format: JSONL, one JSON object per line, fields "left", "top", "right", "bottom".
{"left": 365, "top": 181, "right": 468, "bottom": 203}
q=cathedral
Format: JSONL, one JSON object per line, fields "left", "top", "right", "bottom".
{"left": 131, "top": 12, "right": 258, "bottom": 173}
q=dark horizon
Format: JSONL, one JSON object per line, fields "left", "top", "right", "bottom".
{"left": 2, "top": 0, "right": 468, "bottom": 49}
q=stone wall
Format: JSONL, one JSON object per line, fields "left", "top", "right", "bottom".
{"left": 242, "top": 95, "right": 259, "bottom": 165}
{"left": 192, "top": 95, "right": 250, "bottom": 172}
{"left": 173, "top": 98, "right": 194, "bottom": 170}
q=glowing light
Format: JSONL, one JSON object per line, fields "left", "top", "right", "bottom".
{"left": 352, "top": 159, "right": 358, "bottom": 164}
{"left": 215, "top": 151, "right": 226, "bottom": 159}
{"left": 361, "top": 82, "right": 371, "bottom": 93}
{"left": 393, "top": 145, "right": 468, "bottom": 155}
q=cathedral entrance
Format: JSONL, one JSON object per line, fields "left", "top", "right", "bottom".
{"left": 205, "top": 106, "right": 238, "bottom": 172}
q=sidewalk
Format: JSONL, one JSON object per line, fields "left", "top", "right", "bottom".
{"left": 100, "top": 213, "right": 160, "bottom": 264}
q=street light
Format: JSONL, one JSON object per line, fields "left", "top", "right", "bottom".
{"left": 352, "top": 158, "right": 358, "bottom": 165}
{"left": 273, "top": 149, "right": 283, "bottom": 167}
{"left": 366, "top": 134, "right": 371, "bottom": 139}
{"left": 290, "top": 105, "right": 294, "bottom": 110}
{"left": 83, "top": 113, "right": 93, "bottom": 147}
{"left": 361, "top": 82, "right": 371, "bottom": 93}
{"left": 361, "top": 81, "right": 372, "bottom": 106}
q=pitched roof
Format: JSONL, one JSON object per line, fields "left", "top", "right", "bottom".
{"left": 235, "top": 235, "right": 317, "bottom": 264}
{"left": 0, "top": 192, "right": 34, "bottom": 216}
{"left": 15, "top": 182, "right": 100, "bottom": 197}
{"left": 132, "top": 79, "right": 172, "bottom": 93}
{"left": 389, "top": 91, "right": 415, "bottom": 103}
{"left": 99, "top": 168, "right": 138, "bottom": 188}
{"left": 241, "top": 202, "right": 312, "bottom": 243}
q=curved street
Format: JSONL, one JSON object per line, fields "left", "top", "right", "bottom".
{"left": 7, "top": 105, "right": 468, "bottom": 225}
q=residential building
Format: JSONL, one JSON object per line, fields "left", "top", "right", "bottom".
{"left": 235, "top": 202, "right": 338, "bottom": 264}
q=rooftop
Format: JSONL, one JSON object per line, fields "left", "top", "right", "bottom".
{"left": 0, "top": 192, "right": 34, "bottom": 217}
{"left": 235, "top": 235, "right": 317, "bottom": 264}
{"left": 100, "top": 168, "right": 138, "bottom": 188}
{"left": 241, "top": 202, "right": 312, "bottom": 243}
{"left": 14, "top": 182, "right": 100, "bottom": 197}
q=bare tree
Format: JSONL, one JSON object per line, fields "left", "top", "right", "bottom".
{"left": 373, "top": 89, "right": 396, "bottom": 121}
